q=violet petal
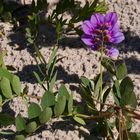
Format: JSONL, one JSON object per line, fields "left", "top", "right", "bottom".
{"left": 110, "top": 32, "right": 125, "bottom": 43}
{"left": 108, "top": 48, "right": 119, "bottom": 59}
{"left": 110, "top": 23, "right": 120, "bottom": 33}
{"left": 90, "top": 13, "right": 104, "bottom": 26}
{"left": 82, "top": 20, "right": 94, "bottom": 35}
{"left": 105, "top": 12, "right": 117, "bottom": 26}
{"left": 81, "top": 34, "right": 94, "bottom": 46}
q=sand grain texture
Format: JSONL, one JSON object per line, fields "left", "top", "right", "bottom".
{"left": 0, "top": 0, "right": 140, "bottom": 139}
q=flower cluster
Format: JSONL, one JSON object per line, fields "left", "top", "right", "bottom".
{"left": 81, "top": 12, "right": 124, "bottom": 59}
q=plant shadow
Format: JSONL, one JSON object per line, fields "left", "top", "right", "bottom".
{"left": 1, "top": 101, "right": 15, "bottom": 117}
{"left": 32, "top": 115, "right": 97, "bottom": 140}
{"left": 123, "top": 31, "right": 140, "bottom": 53}
{"left": 16, "top": 64, "right": 80, "bottom": 84}
{"left": 8, "top": 23, "right": 140, "bottom": 77}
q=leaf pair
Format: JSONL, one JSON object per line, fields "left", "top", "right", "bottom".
{"left": 15, "top": 103, "right": 52, "bottom": 135}
{"left": 16, "top": 114, "right": 37, "bottom": 134}
{"left": 0, "top": 68, "right": 21, "bottom": 104}
{"left": 112, "top": 63, "right": 137, "bottom": 108}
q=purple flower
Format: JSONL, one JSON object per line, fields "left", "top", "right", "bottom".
{"left": 81, "top": 12, "right": 124, "bottom": 54}
{"left": 107, "top": 48, "right": 119, "bottom": 60}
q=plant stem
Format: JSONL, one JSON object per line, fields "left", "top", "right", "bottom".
{"left": 119, "top": 111, "right": 122, "bottom": 140}
{"left": 34, "top": 43, "right": 47, "bottom": 66}
{"left": 99, "top": 43, "right": 104, "bottom": 102}
{"left": 124, "top": 121, "right": 129, "bottom": 140}
{"left": 1, "top": 95, "right": 18, "bottom": 106}
{"left": 75, "top": 112, "right": 115, "bottom": 120}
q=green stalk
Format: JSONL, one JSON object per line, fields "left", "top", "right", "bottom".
{"left": 74, "top": 111, "right": 115, "bottom": 120}
{"left": 99, "top": 43, "right": 103, "bottom": 102}
{"left": 34, "top": 43, "right": 47, "bottom": 66}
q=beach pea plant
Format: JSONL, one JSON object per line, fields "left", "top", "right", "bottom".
{"left": 23, "top": 11, "right": 140, "bottom": 139}
{"left": 0, "top": 46, "right": 73, "bottom": 139}
{"left": 0, "top": 24, "right": 72, "bottom": 139}
{"left": 25, "top": 0, "right": 109, "bottom": 46}
{"left": 74, "top": 12, "right": 140, "bottom": 139}
{"left": 0, "top": 27, "right": 21, "bottom": 106}
{"left": 0, "top": 1, "right": 140, "bottom": 140}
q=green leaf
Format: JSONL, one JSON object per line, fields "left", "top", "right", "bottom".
{"left": 103, "top": 88, "right": 111, "bottom": 103}
{"left": 54, "top": 96, "right": 66, "bottom": 117}
{"left": 116, "top": 63, "right": 127, "bottom": 80}
{"left": 0, "top": 114, "right": 14, "bottom": 126}
{"left": 126, "top": 132, "right": 140, "bottom": 140}
{"left": 39, "top": 107, "right": 52, "bottom": 124}
{"left": 112, "top": 92, "right": 120, "bottom": 106}
{"left": 28, "top": 103, "right": 41, "bottom": 119}
{"left": 47, "top": 47, "right": 58, "bottom": 70}
{"left": 120, "top": 77, "right": 133, "bottom": 94}
{"left": 0, "top": 68, "right": 13, "bottom": 81}
{"left": 121, "top": 91, "right": 137, "bottom": 108}
{"left": 25, "top": 121, "right": 37, "bottom": 134}
{"left": 94, "top": 74, "right": 100, "bottom": 97}
{"left": 47, "top": 56, "right": 57, "bottom": 80}
{"left": 81, "top": 76, "right": 91, "bottom": 87}
{"left": 0, "top": 52, "right": 4, "bottom": 68}
{"left": 95, "top": 0, "right": 109, "bottom": 13}
{"left": 112, "top": 80, "right": 122, "bottom": 106}
{"left": 41, "top": 91, "right": 55, "bottom": 109}
{"left": 120, "top": 77, "right": 137, "bottom": 108}
{"left": 73, "top": 116, "right": 86, "bottom": 125}
{"left": 49, "top": 71, "right": 57, "bottom": 92}
{"left": 113, "top": 80, "right": 121, "bottom": 98}
{"left": 68, "top": 94, "right": 73, "bottom": 114}
{"left": 0, "top": 77, "right": 12, "bottom": 98}
{"left": 56, "top": 20, "right": 62, "bottom": 39}
{"left": 101, "top": 58, "right": 115, "bottom": 75}
{"left": 81, "top": 76, "right": 94, "bottom": 92}
{"left": 15, "top": 115, "right": 26, "bottom": 132}
{"left": 58, "top": 84, "right": 70, "bottom": 100}
{"left": 33, "top": 71, "right": 42, "bottom": 85}
{"left": 0, "top": 131, "right": 15, "bottom": 135}
{"left": 15, "top": 135, "right": 25, "bottom": 140}
{"left": 89, "top": 0, "right": 98, "bottom": 11}
{"left": 80, "top": 85, "right": 94, "bottom": 108}
{"left": 11, "top": 75, "right": 21, "bottom": 95}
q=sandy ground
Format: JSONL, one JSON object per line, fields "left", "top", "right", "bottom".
{"left": 0, "top": 0, "right": 140, "bottom": 139}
